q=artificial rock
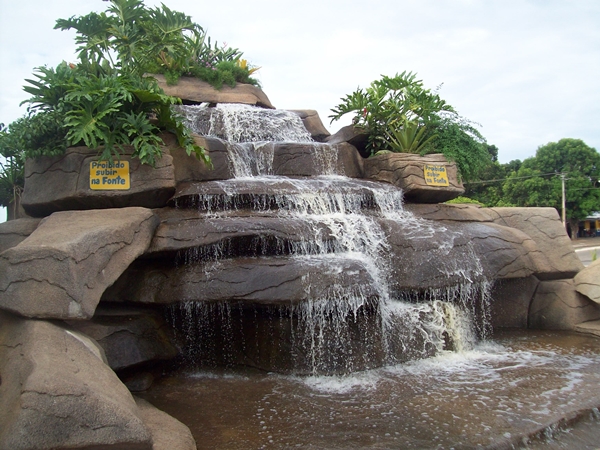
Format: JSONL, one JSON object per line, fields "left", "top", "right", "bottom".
{"left": 0, "top": 207, "right": 159, "bottom": 319}
{"left": 0, "top": 312, "right": 153, "bottom": 450}
{"left": 574, "top": 258, "right": 600, "bottom": 304}
{"left": 22, "top": 144, "right": 176, "bottom": 217}
{"left": 364, "top": 152, "right": 465, "bottom": 203}
{"left": 153, "top": 74, "right": 274, "bottom": 108}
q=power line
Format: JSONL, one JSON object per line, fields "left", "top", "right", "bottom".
{"left": 464, "top": 172, "right": 560, "bottom": 185}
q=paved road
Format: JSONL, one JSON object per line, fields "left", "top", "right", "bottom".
{"left": 572, "top": 237, "right": 600, "bottom": 267}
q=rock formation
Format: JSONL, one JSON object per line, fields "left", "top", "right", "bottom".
{"left": 1, "top": 78, "right": 598, "bottom": 448}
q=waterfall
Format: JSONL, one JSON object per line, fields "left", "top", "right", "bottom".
{"left": 168, "top": 105, "right": 491, "bottom": 375}
{"left": 173, "top": 103, "right": 313, "bottom": 143}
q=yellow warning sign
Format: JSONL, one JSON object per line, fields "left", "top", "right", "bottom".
{"left": 89, "top": 161, "right": 130, "bottom": 190}
{"left": 424, "top": 164, "right": 449, "bottom": 186}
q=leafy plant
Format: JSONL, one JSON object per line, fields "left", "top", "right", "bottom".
{"left": 55, "top": 0, "right": 259, "bottom": 88}
{"left": 18, "top": 61, "right": 208, "bottom": 166}
{"left": 444, "top": 196, "right": 484, "bottom": 205}
{"left": 330, "top": 72, "right": 491, "bottom": 181}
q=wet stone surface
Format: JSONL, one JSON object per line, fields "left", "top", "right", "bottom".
{"left": 141, "top": 331, "right": 600, "bottom": 450}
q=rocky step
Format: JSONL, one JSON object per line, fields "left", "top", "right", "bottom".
{"left": 168, "top": 177, "right": 399, "bottom": 211}
{"left": 103, "top": 254, "right": 381, "bottom": 306}
{"left": 147, "top": 207, "right": 337, "bottom": 260}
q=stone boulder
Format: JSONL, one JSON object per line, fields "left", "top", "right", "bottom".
{"left": 364, "top": 152, "right": 464, "bottom": 203}
{"left": 21, "top": 142, "right": 177, "bottom": 217}
{"left": 529, "top": 279, "right": 600, "bottom": 329}
{"left": 67, "top": 305, "right": 178, "bottom": 372}
{"left": 288, "top": 110, "right": 331, "bottom": 142}
{"left": 326, "top": 124, "right": 369, "bottom": 157}
{"left": 170, "top": 135, "right": 231, "bottom": 183}
{"left": 104, "top": 255, "right": 380, "bottom": 306}
{"left": 490, "top": 276, "right": 540, "bottom": 329}
{"left": 267, "top": 142, "right": 364, "bottom": 178}
{"left": 134, "top": 398, "right": 197, "bottom": 450}
{"left": 405, "top": 203, "right": 495, "bottom": 223}
{"left": 153, "top": 74, "right": 274, "bottom": 108}
{"left": 146, "top": 208, "right": 335, "bottom": 258}
{"left": 0, "top": 311, "right": 153, "bottom": 449}
{"left": 0, "top": 207, "right": 159, "bottom": 319}
{"left": 487, "top": 207, "right": 583, "bottom": 280}
{"left": 382, "top": 220, "right": 536, "bottom": 291}
{"left": 0, "top": 217, "right": 41, "bottom": 254}
{"left": 574, "top": 258, "right": 600, "bottom": 304}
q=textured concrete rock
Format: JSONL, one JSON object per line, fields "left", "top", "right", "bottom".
{"left": 288, "top": 109, "right": 331, "bottom": 141}
{"left": 104, "top": 255, "right": 380, "bottom": 305}
{"left": 22, "top": 142, "right": 176, "bottom": 217}
{"left": 0, "top": 312, "right": 152, "bottom": 450}
{"left": 488, "top": 207, "right": 583, "bottom": 280}
{"left": 147, "top": 207, "right": 334, "bottom": 258}
{"left": 383, "top": 220, "right": 536, "bottom": 291}
{"left": 326, "top": 124, "right": 369, "bottom": 158}
{"left": 406, "top": 203, "right": 494, "bottom": 222}
{"left": 135, "top": 398, "right": 197, "bottom": 450}
{"left": 67, "top": 306, "right": 178, "bottom": 371}
{"left": 575, "top": 319, "right": 600, "bottom": 338}
{"left": 268, "top": 142, "right": 364, "bottom": 178}
{"left": 166, "top": 177, "right": 383, "bottom": 211}
{"left": 574, "top": 258, "right": 600, "bottom": 304}
{"left": 529, "top": 279, "right": 600, "bottom": 329}
{"left": 0, "top": 217, "right": 41, "bottom": 254}
{"left": 154, "top": 74, "right": 274, "bottom": 108}
{"left": 364, "top": 152, "right": 464, "bottom": 203}
{"left": 170, "top": 134, "right": 231, "bottom": 182}
{"left": 490, "top": 276, "right": 540, "bottom": 329}
{"left": 0, "top": 207, "right": 159, "bottom": 319}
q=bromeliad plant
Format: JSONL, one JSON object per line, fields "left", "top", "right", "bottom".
{"left": 329, "top": 72, "right": 491, "bottom": 181}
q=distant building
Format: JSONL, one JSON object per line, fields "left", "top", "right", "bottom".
{"left": 578, "top": 212, "right": 600, "bottom": 237}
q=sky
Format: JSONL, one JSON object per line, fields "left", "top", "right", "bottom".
{"left": 1, "top": 0, "right": 599, "bottom": 222}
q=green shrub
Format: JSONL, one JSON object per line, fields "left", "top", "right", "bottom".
{"left": 329, "top": 72, "right": 491, "bottom": 182}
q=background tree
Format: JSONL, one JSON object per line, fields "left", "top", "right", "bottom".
{"left": 467, "top": 139, "right": 600, "bottom": 236}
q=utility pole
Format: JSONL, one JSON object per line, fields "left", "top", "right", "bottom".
{"left": 560, "top": 173, "right": 566, "bottom": 228}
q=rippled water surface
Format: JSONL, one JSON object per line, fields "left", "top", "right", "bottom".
{"left": 142, "top": 331, "right": 600, "bottom": 449}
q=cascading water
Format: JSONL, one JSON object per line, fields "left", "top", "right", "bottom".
{"left": 168, "top": 103, "right": 491, "bottom": 375}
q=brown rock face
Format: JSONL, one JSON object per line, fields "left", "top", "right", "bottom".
{"left": 67, "top": 306, "right": 178, "bottom": 371}
{"left": 488, "top": 207, "right": 583, "bottom": 280}
{"left": 574, "top": 258, "right": 600, "bottom": 304}
{"left": 134, "top": 398, "right": 197, "bottom": 450}
{"left": 0, "top": 311, "right": 153, "bottom": 450}
{"left": 22, "top": 144, "right": 176, "bottom": 217}
{"left": 529, "top": 279, "right": 600, "bottom": 329}
{"left": 0, "top": 218, "right": 41, "bottom": 254}
{"left": 288, "top": 109, "right": 331, "bottom": 141}
{"left": 0, "top": 207, "right": 159, "bottom": 319}
{"left": 364, "top": 152, "right": 465, "bottom": 203}
{"left": 153, "top": 74, "right": 274, "bottom": 108}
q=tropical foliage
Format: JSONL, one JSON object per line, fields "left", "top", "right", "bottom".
{"left": 329, "top": 72, "right": 491, "bottom": 181}
{"left": 54, "top": 0, "right": 259, "bottom": 88}
{"left": 1, "top": 0, "right": 266, "bottom": 210}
